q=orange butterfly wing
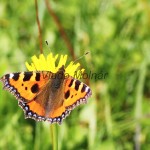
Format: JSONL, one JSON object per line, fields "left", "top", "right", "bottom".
{"left": 19, "top": 100, "right": 71, "bottom": 124}
{"left": 0, "top": 72, "right": 50, "bottom": 102}
{"left": 64, "top": 77, "right": 91, "bottom": 110}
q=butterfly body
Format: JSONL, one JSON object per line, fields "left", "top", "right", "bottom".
{"left": 0, "top": 66, "right": 92, "bottom": 124}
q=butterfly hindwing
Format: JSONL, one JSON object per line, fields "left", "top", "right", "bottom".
{"left": 19, "top": 100, "right": 71, "bottom": 124}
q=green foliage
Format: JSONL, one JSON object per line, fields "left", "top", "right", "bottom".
{"left": 0, "top": 0, "right": 150, "bottom": 149}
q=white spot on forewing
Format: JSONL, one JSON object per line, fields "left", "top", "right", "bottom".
{"left": 25, "top": 106, "right": 28, "bottom": 111}
{"left": 85, "top": 86, "right": 89, "bottom": 92}
{"left": 4, "top": 81, "right": 8, "bottom": 85}
{"left": 9, "top": 73, "right": 14, "bottom": 79}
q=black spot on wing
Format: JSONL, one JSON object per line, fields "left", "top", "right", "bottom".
{"left": 12, "top": 73, "right": 19, "bottom": 81}
{"left": 87, "top": 88, "right": 91, "bottom": 93}
{"left": 68, "top": 79, "right": 74, "bottom": 87}
{"left": 75, "top": 80, "right": 81, "bottom": 91}
{"left": 35, "top": 73, "right": 40, "bottom": 81}
{"left": 23, "top": 72, "right": 33, "bottom": 81}
{"left": 65, "top": 90, "right": 70, "bottom": 99}
{"left": 31, "top": 83, "right": 39, "bottom": 93}
{"left": 81, "top": 84, "right": 86, "bottom": 93}
{"left": 4, "top": 74, "right": 10, "bottom": 80}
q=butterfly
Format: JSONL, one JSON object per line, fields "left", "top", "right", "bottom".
{"left": 0, "top": 65, "right": 92, "bottom": 124}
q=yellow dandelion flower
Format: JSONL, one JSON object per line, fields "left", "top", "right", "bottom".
{"left": 25, "top": 52, "right": 84, "bottom": 79}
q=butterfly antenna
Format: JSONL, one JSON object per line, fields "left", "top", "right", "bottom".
{"left": 73, "top": 51, "right": 90, "bottom": 64}
{"left": 45, "top": 40, "right": 51, "bottom": 52}
{"left": 45, "top": 40, "right": 48, "bottom": 46}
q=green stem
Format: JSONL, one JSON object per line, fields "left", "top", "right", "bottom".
{"left": 34, "top": 123, "right": 41, "bottom": 150}
{"left": 50, "top": 124, "right": 58, "bottom": 150}
{"left": 104, "top": 93, "right": 113, "bottom": 137}
{"left": 134, "top": 59, "right": 147, "bottom": 150}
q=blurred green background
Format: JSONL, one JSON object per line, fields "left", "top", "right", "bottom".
{"left": 0, "top": 0, "right": 150, "bottom": 150}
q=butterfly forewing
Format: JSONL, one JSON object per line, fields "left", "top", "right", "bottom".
{"left": 64, "top": 77, "right": 92, "bottom": 110}
{"left": 0, "top": 71, "right": 51, "bottom": 102}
